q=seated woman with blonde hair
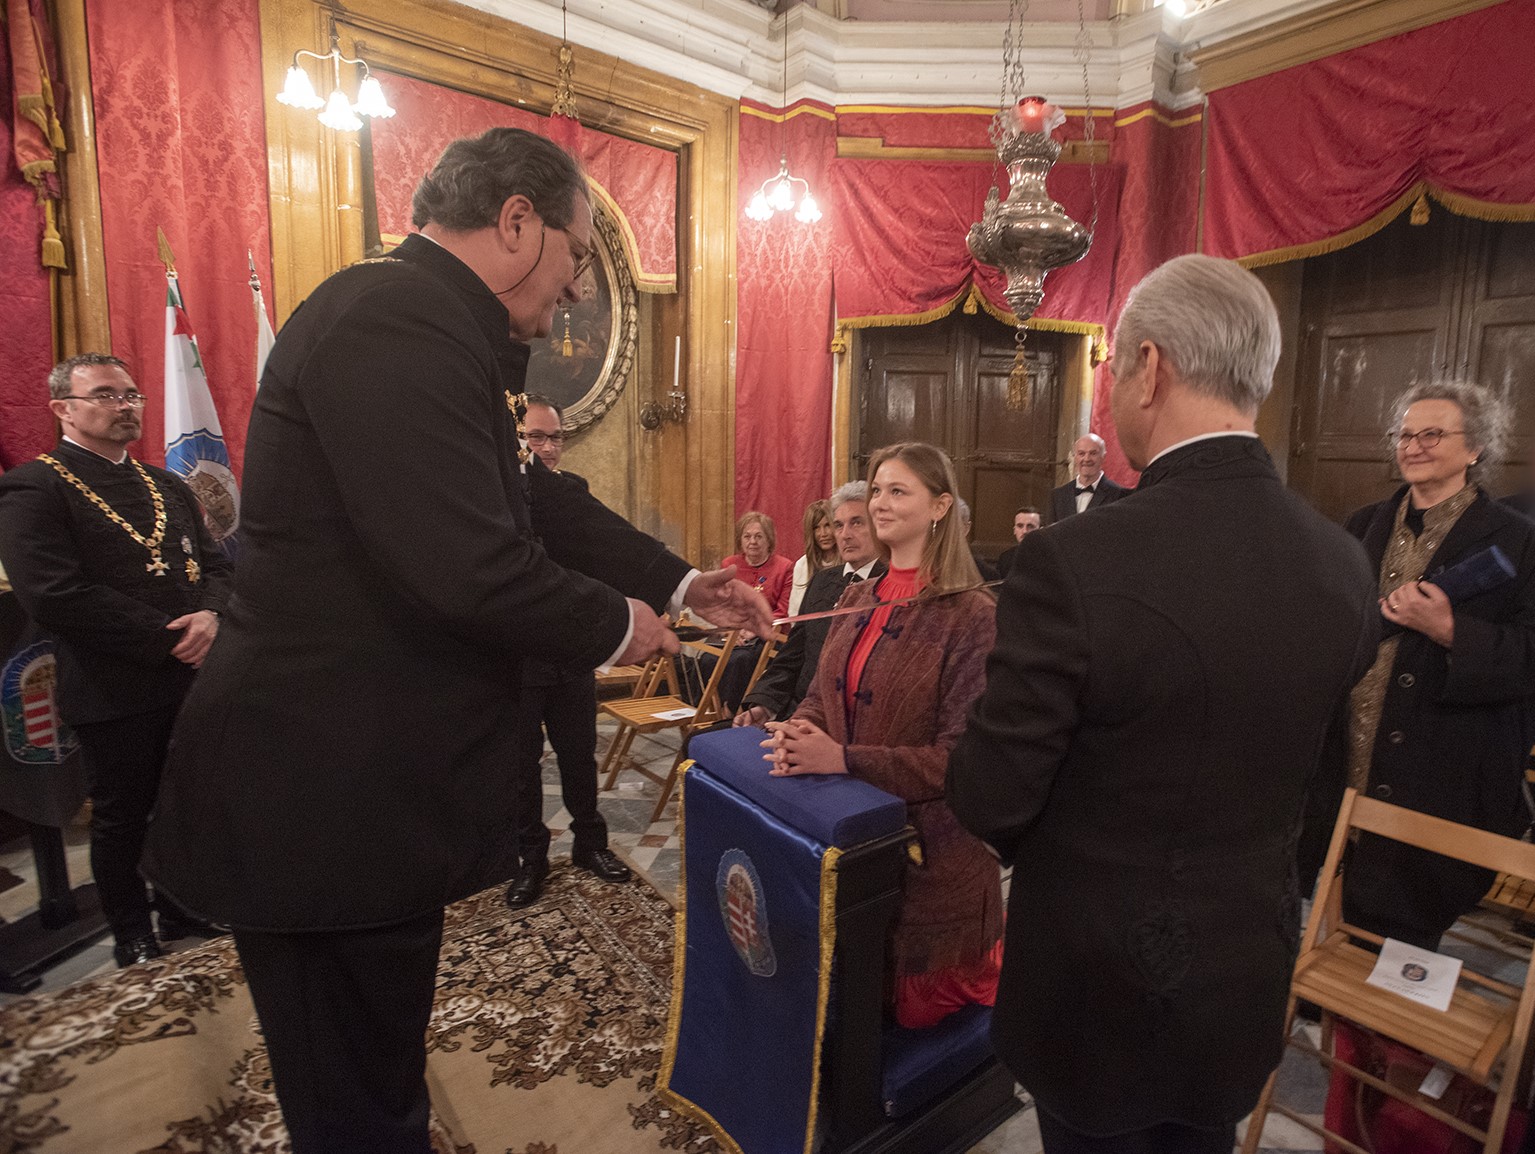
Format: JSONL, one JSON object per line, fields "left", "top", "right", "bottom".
{"left": 788, "top": 498, "right": 839, "bottom": 616}
{"left": 762, "top": 442, "right": 1002, "bottom": 1029}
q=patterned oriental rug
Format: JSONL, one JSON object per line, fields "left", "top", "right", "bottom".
{"left": 0, "top": 870, "right": 721, "bottom": 1154}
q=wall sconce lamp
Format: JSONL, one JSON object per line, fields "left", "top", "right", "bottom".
{"left": 276, "top": 31, "right": 395, "bottom": 131}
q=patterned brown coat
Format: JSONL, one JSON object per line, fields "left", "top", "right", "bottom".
{"left": 795, "top": 580, "right": 1002, "bottom": 975}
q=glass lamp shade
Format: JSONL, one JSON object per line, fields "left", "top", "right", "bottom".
{"left": 794, "top": 192, "right": 822, "bottom": 224}
{"left": 768, "top": 178, "right": 795, "bottom": 212}
{"left": 354, "top": 75, "right": 396, "bottom": 119}
{"left": 745, "top": 191, "right": 774, "bottom": 221}
{"left": 276, "top": 66, "right": 325, "bottom": 110}
{"left": 318, "top": 88, "right": 363, "bottom": 131}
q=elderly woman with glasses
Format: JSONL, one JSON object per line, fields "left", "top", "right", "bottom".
{"left": 1317, "top": 379, "right": 1535, "bottom": 951}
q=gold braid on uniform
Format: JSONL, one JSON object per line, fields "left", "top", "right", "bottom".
{"left": 39, "top": 453, "right": 172, "bottom": 577}
{"left": 506, "top": 390, "right": 532, "bottom": 465}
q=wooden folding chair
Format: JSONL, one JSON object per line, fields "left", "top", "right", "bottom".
{"left": 739, "top": 628, "right": 787, "bottom": 704}
{"left": 1242, "top": 788, "right": 1535, "bottom": 1154}
{"left": 599, "top": 632, "right": 739, "bottom": 823}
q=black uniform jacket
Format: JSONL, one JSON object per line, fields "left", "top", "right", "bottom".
{"left": 741, "top": 558, "right": 886, "bottom": 720}
{"left": 1333, "top": 487, "right": 1535, "bottom": 944}
{"left": 0, "top": 440, "right": 233, "bottom": 724}
{"left": 948, "top": 436, "right": 1379, "bottom": 1136}
{"left": 1047, "top": 473, "right": 1127, "bottom": 524}
{"left": 142, "top": 235, "right": 691, "bottom": 932}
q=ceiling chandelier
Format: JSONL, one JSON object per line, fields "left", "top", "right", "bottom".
{"left": 745, "top": 2, "right": 821, "bottom": 224}
{"left": 276, "top": 30, "right": 395, "bottom": 132}
{"left": 967, "top": 0, "right": 1096, "bottom": 407}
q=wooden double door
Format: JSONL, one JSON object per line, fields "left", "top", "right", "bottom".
{"left": 856, "top": 310, "right": 1066, "bottom": 561}
{"left": 1291, "top": 212, "right": 1535, "bottom": 522}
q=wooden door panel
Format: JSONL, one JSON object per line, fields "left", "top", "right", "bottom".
{"left": 1465, "top": 221, "right": 1535, "bottom": 478}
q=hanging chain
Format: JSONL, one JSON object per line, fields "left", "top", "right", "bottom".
{"left": 990, "top": 0, "right": 1031, "bottom": 150}
{"left": 1075, "top": 0, "right": 1100, "bottom": 238}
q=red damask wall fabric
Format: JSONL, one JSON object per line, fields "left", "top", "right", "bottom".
{"left": 1203, "top": 0, "right": 1535, "bottom": 262}
{"left": 0, "top": 40, "right": 54, "bottom": 470}
{"left": 86, "top": 0, "right": 272, "bottom": 474}
{"left": 370, "top": 73, "right": 678, "bottom": 290}
{"left": 735, "top": 102, "right": 837, "bottom": 556}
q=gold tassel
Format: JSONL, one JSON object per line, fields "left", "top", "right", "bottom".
{"left": 962, "top": 292, "right": 978, "bottom": 314}
{"left": 560, "top": 311, "right": 574, "bottom": 356}
{"left": 1410, "top": 192, "right": 1430, "bottom": 226}
{"left": 39, "top": 196, "right": 65, "bottom": 270}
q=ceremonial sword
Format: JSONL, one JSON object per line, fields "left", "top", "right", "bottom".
{"left": 671, "top": 579, "right": 1003, "bottom": 642}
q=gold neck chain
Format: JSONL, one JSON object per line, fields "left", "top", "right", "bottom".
{"left": 40, "top": 453, "right": 171, "bottom": 577}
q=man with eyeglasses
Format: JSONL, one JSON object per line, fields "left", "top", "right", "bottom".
{"left": 505, "top": 394, "right": 632, "bottom": 908}
{"left": 0, "top": 353, "right": 233, "bottom": 969}
{"left": 139, "top": 127, "right": 771, "bottom": 1154}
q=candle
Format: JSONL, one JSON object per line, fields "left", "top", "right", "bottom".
{"left": 1016, "top": 98, "right": 1049, "bottom": 134}
{"left": 673, "top": 335, "right": 682, "bottom": 392}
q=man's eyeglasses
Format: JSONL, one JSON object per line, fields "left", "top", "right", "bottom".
{"left": 1393, "top": 428, "right": 1464, "bottom": 450}
{"left": 64, "top": 391, "right": 146, "bottom": 409}
{"left": 525, "top": 431, "right": 567, "bottom": 446}
{"left": 556, "top": 227, "right": 595, "bottom": 280}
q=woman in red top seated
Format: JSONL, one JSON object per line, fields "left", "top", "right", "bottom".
{"left": 762, "top": 442, "right": 1002, "bottom": 1029}
{"left": 721, "top": 510, "right": 795, "bottom": 618}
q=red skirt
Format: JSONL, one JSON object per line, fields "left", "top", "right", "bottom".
{"left": 891, "top": 937, "right": 1004, "bottom": 1030}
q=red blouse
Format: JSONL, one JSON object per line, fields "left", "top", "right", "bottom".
{"left": 721, "top": 552, "right": 795, "bottom": 618}
{"left": 844, "top": 566, "right": 919, "bottom": 715}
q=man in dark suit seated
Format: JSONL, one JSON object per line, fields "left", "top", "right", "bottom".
{"left": 949, "top": 254, "right": 1380, "bottom": 1154}
{"left": 734, "top": 480, "right": 885, "bottom": 726}
{"left": 1048, "top": 433, "right": 1127, "bottom": 524}
{"left": 506, "top": 395, "right": 631, "bottom": 910}
{"left": 995, "top": 505, "right": 1042, "bottom": 579}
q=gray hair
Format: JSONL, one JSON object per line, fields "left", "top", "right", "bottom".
{"left": 49, "top": 353, "right": 130, "bottom": 399}
{"left": 1113, "top": 254, "right": 1281, "bottom": 413}
{"left": 1391, "top": 378, "right": 1511, "bottom": 479}
{"left": 830, "top": 480, "right": 868, "bottom": 509}
{"left": 411, "top": 127, "right": 588, "bottom": 232}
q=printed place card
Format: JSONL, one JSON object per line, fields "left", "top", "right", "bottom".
{"left": 1365, "top": 937, "right": 1462, "bottom": 1013}
{"left": 651, "top": 706, "right": 697, "bottom": 721}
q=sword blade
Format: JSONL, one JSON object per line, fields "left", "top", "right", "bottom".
{"left": 672, "top": 579, "right": 1002, "bottom": 642}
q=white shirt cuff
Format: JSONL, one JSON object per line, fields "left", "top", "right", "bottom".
{"left": 597, "top": 569, "right": 700, "bottom": 670}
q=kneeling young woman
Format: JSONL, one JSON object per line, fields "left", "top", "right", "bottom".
{"left": 762, "top": 442, "right": 1003, "bottom": 1029}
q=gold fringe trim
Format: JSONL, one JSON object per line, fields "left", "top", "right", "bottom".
{"left": 804, "top": 844, "right": 843, "bottom": 1154}
{"left": 837, "top": 283, "right": 1106, "bottom": 343}
{"left": 1236, "top": 182, "right": 1535, "bottom": 268}
{"left": 1410, "top": 191, "right": 1430, "bottom": 226}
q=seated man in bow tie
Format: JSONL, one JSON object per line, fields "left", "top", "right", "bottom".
{"left": 1048, "top": 433, "right": 1127, "bottom": 524}
{"left": 734, "top": 481, "right": 886, "bottom": 726}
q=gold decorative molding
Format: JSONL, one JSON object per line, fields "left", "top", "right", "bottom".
{"left": 835, "top": 136, "right": 1110, "bottom": 164}
{"left": 1191, "top": 0, "right": 1511, "bottom": 94}
{"left": 53, "top": 0, "right": 111, "bottom": 357}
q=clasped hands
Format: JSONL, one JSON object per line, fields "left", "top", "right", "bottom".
{"left": 617, "top": 565, "right": 774, "bottom": 666}
{"left": 1381, "top": 579, "right": 1455, "bottom": 648}
{"left": 760, "top": 718, "right": 846, "bottom": 777}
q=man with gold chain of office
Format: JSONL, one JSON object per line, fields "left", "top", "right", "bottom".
{"left": 0, "top": 354, "right": 233, "bottom": 967}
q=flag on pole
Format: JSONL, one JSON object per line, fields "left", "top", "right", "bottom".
{"left": 250, "top": 250, "right": 276, "bottom": 386}
{"left": 159, "top": 228, "right": 241, "bottom": 551}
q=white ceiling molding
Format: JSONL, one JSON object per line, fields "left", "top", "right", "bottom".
{"left": 447, "top": 0, "right": 1351, "bottom": 112}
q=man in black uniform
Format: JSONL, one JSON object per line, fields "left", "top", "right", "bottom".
{"left": 0, "top": 354, "right": 232, "bottom": 967}
{"left": 141, "top": 129, "right": 770, "bottom": 1154}
{"left": 506, "top": 394, "right": 631, "bottom": 908}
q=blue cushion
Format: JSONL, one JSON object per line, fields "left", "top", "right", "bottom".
{"left": 687, "top": 727, "right": 907, "bottom": 849}
{"left": 880, "top": 1003, "right": 996, "bottom": 1119}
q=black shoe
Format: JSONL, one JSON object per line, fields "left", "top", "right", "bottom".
{"left": 572, "top": 847, "right": 631, "bottom": 883}
{"left": 113, "top": 935, "right": 166, "bottom": 968}
{"left": 504, "top": 860, "right": 550, "bottom": 909}
{"left": 157, "top": 912, "right": 227, "bottom": 942}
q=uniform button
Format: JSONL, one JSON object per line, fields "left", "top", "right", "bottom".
{"left": 1397, "top": 673, "right": 1415, "bottom": 688}
{"left": 1375, "top": 784, "right": 1393, "bottom": 799}
{"left": 1387, "top": 730, "right": 1406, "bottom": 744}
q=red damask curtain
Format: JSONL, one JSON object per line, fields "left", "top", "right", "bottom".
{"left": 0, "top": 34, "right": 55, "bottom": 469}
{"left": 370, "top": 73, "right": 678, "bottom": 291}
{"left": 735, "top": 102, "right": 837, "bottom": 555}
{"left": 1203, "top": 0, "right": 1535, "bottom": 264}
{"left": 86, "top": 0, "right": 272, "bottom": 474}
